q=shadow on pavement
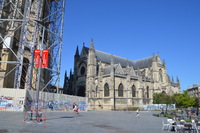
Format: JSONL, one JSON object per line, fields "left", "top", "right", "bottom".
{"left": 0, "top": 129, "right": 8, "bottom": 133}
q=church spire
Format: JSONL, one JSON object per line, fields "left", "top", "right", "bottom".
{"left": 126, "top": 59, "right": 129, "bottom": 68}
{"left": 171, "top": 76, "right": 174, "bottom": 83}
{"left": 75, "top": 46, "right": 79, "bottom": 56}
{"left": 163, "top": 59, "right": 166, "bottom": 68}
{"left": 70, "top": 69, "right": 72, "bottom": 77}
{"left": 63, "top": 70, "right": 69, "bottom": 94}
{"left": 111, "top": 55, "right": 114, "bottom": 66}
{"left": 65, "top": 70, "right": 68, "bottom": 78}
{"left": 63, "top": 70, "right": 68, "bottom": 83}
{"left": 176, "top": 76, "right": 180, "bottom": 84}
{"left": 87, "top": 38, "right": 96, "bottom": 78}
{"left": 90, "top": 38, "right": 94, "bottom": 50}
{"left": 152, "top": 54, "right": 157, "bottom": 62}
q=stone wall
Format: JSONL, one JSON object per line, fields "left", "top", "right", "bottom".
{"left": 0, "top": 88, "right": 87, "bottom": 112}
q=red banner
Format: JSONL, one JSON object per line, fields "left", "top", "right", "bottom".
{"left": 41, "top": 49, "right": 49, "bottom": 68}
{"left": 34, "top": 49, "right": 40, "bottom": 68}
{"left": 34, "top": 49, "right": 49, "bottom": 68}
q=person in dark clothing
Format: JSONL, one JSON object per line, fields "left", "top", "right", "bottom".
{"left": 161, "top": 108, "right": 164, "bottom": 116}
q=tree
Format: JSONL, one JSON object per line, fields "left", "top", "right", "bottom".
{"left": 174, "top": 91, "right": 196, "bottom": 108}
{"left": 153, "top": 92, "right": 175, "bottom": 113}
{"left": 194, "top": 97, "right": 199, "bottom": 109}
{"left": 153, "top": 93, "right": 164, "bottom": 104}
{"left": 153, "top": 92, "right": 175, "bottom": 104}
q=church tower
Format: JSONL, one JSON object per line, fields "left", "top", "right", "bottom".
{"left": 86, "top": 39, "right": 97, "bottom": 109}
{"left": 74, "top": 46, "right": 80, "bottom": 82}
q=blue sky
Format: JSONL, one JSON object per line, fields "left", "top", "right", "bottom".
{"left": 61, "top": 0, "right": 200, "bottom": 91}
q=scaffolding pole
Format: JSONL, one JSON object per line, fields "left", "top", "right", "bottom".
{"left": 0, "top": 0, "right": 66, "bottom": 95}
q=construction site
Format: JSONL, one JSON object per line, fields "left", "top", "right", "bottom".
{"left": 0, "top": 0, "right": 87, "bottom": 113}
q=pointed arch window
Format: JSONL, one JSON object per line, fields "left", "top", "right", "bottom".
{"left": 159, "top": 69, "right": 163, "bottom": 82}
{"left": 132, "top": 85, "right": 136, "bottom": 97}
{"left": 104, "top": 83, "right": 109, "bottom": 97}
{"left": 146, "top": 86, "right": 149, "bottom": 98}
{"left": 118, "top": 83, "right": 124, "bottom": 97}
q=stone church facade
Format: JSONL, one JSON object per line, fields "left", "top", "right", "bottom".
{"left": 64, "top": 40, "right": 180, "bottom": 110}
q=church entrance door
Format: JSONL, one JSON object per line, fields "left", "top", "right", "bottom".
{"left": 77, "top": 86, "right": 85, "bottom": 97}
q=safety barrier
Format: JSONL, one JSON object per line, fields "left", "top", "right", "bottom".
{"left": 23, "top": 110, "right": 46, "bottom": 127}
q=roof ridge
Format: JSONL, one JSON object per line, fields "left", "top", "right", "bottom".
{"left": 84, "top": 46, "right": 158, "bottom": 69}
{"left": 83, "top": 46, "right": 157, "bottom": 62}
{"left": 96, "top": 49, "right": 157, "bottom": 63}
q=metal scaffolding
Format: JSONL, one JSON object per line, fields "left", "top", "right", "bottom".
{"left": 0, "top": 0, "right": 65, "bottom": 93}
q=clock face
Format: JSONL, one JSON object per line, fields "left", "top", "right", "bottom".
{"left": 80, "top": 66, "right": 85, "bottom": 75}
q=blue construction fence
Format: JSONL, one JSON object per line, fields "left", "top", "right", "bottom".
{"left": 139, "top": 104, "right": 176, "bottom": 111}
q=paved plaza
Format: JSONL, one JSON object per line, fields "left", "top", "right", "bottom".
{"left": 0, "top": 110, "right": 170, "bottom": 133}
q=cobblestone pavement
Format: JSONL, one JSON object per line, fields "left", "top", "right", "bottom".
{"left": 0, "top": 111, "right": 170, "bottom": 133}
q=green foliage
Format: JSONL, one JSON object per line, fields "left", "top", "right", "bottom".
{"left": 174, "top": 91, "right": 196, "bottom": 108}
{"left": 153, "top": 91, "right": 197, "bottom": 109}
{"left": 113, "top": 106, "right": 141, "bottom": 111}
{"left": 153, "top": 114, "right": 160, "bottom": 117}
{"left": 153, "top": 92, "right": 175, "bottom": 104}
{"left": 185, "top": 119, "right": 192, "bottom": 122}
{"left": 153, "top": 92, "right": 175, "bottom": 113}
{"left": 152, "top": 113, "right": 173, "bottom": 119}
{"left": 153, "top": 93, "right": 163, "bottom": 104}
{"left": 127, "top": 106, "right": 139, "bottom": 111}
{"left": 194, "top": 97, "right": 199, "bottom": 108}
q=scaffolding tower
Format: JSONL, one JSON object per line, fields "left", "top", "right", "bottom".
{"left": 0, "top": 0, "right": 66, "bottom": 93}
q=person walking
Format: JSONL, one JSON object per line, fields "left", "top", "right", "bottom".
{"left": 136, "top": 108, "right": 140, "bottom": 118}
{"left": 160, "top": 108, "right": 164, "bottom": 116}
{"left": 73, "top": 103, "right": 79, "bottom": 114}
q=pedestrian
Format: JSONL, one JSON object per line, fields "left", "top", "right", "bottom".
{"left": 72, "top": 103, "right": 75, "bottom": 110}
{"left": 160, "top": 108, "right": 164, "bottom": 116}
{"left": 136, "top": 108, "right": 140, "bottom": 118}
{"left": 186, "top": 110, "right": 189, "bottom": 118}
{"left": 73, "top": 103, "right": 79, "bottom": 114}
{"left": 49, "top": 102, "right": 53, "bottom": 111}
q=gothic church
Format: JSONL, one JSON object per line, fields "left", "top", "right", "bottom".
{"left": 63, "top": 40, "right": 180, "bottom": 110}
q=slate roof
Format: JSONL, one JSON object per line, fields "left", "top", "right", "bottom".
{"left": 104, "top": 64, "right": 119, "bottom": 75}
{"left": 82, "top": 46, "right": 158, "bottom": 69}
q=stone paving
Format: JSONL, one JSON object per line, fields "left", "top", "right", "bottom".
{"left": 0, "top": 110, "right": 170, "bottom": 133}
